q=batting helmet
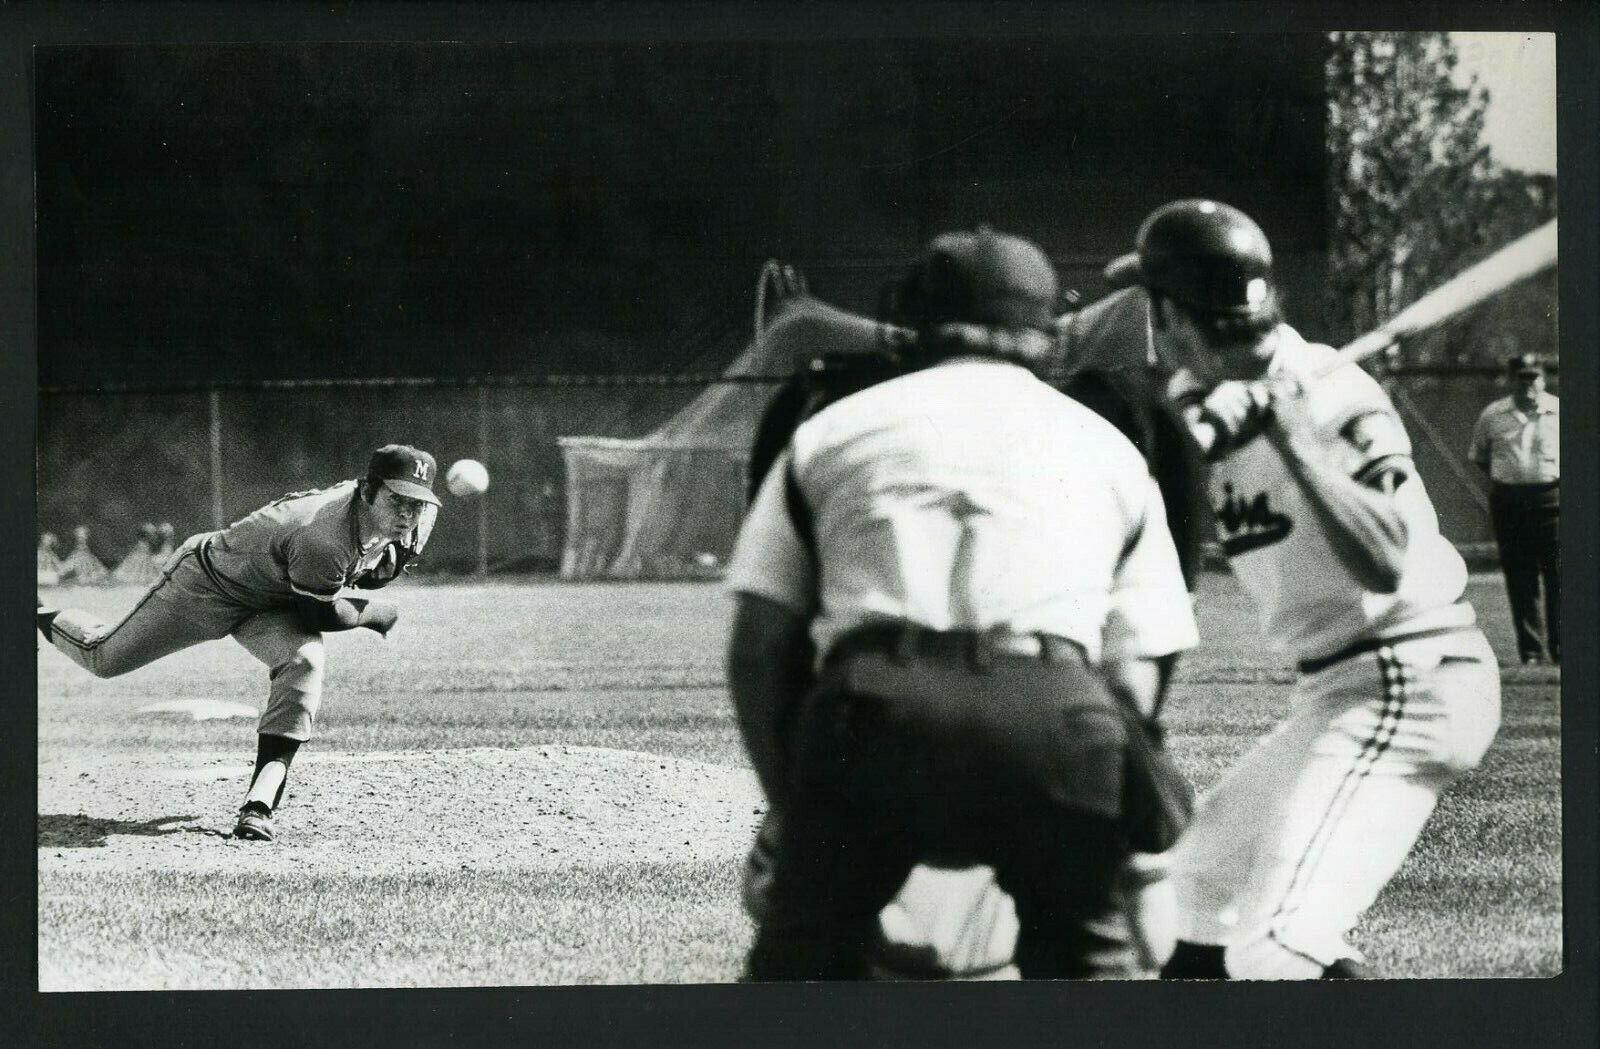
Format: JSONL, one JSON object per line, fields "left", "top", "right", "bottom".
{"left": 1104, "top": 200, "right": 1275, "bottom": 320}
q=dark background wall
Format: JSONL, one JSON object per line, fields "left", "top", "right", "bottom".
{"left": 36, "top": 36, "right": 1329, "bottom": 387}
{"left": 36, "top": 35, "right": 1333, "bottom": 569}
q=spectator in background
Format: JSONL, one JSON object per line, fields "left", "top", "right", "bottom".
{"left": 1469, "top": 353, "right": 1560, "bottom": 665}
{"left": 37, "top": 532, "right": 64, "bottom": 587}
{"left": 61, "top": 525, "right": 109, "bottom": 585}
{"left": 156, "top": 522, "right": 176, "bottom": 559}
{"left": 113, "top": 523, "right": 163, "bottom": 585}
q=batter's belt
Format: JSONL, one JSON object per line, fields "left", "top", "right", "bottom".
{"left": 1296, "top": 615, "right": 1481, "bottom": 676}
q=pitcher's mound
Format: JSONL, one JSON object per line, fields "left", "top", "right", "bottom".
{"left": 41, "top": 745, "right": 766, "bottom": 875}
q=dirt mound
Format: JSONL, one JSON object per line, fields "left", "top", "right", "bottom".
{"left": 38, "top": 746, "right": 766, "bottom": 875}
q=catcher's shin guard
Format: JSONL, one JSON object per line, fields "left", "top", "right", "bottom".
{"left": 1117, "top": 851, "right": 1178, "bottom": 973}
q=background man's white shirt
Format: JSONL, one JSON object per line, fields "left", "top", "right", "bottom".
{"left": 1469, "top": 391, "right": 1559, "bottom": 485}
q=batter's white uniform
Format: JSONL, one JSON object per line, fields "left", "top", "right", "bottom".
{"left": 1168, "top": 327, "right": 1502, "bottom": 978}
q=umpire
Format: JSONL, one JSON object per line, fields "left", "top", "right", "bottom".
{"left": 1469, "top": 353, "right": 1560, "bottom": 664}
{"left": 725, "top": 227, "right": 1198, "bottom": 980}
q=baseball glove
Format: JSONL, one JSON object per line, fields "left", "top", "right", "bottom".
{"left": 349, "top": 542, "right": 415, "bottom": 589}
{"left": 350, "top": 503, "right": 436, "bottom": 589}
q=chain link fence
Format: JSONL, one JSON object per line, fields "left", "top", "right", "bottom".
{"left": 38, "top": 362, "right": 1538, "bottom": 579}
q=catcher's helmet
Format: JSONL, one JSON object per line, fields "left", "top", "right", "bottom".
{"left": 1105, "top": 200, "right": 1275, "bottom": 319}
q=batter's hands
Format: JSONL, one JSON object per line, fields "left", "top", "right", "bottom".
{"left": 1263, "top": 370, "right": 1316, "bottom": 445}
{"left": 1198, "top": 380, "right": 1274, "bottom": 458}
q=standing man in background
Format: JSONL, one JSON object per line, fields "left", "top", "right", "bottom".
{"left": 727, "top": 227, "right": 1198, "bottom": 979}
{"left": 38, "top": 444, "right": 440, "bottom": 842}
{"left": 1469, "top": 354, "right": 1560, "bottom": 665}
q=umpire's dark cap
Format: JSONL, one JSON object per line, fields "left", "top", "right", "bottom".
{"left": 368, "top": 444, "right": 441, "bottom": 505}
{"left": 896, "top": 226, "right": 1060, "bottom": 333}
{"left": 1508, "top": 353, "right": 1547, "bottom": 376}
{"left": 1105, "top": 199, "right": 1276, "bottom": 319}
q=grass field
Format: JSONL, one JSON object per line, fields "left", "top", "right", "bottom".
{"left": 35, "top": 573, "right": 1561, "bottom": 989}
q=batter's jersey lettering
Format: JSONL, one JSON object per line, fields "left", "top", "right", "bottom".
{"left": 1202, "top": 329, "right": 1471, "bottom": 660}
{"left": 727, "top": 357, "right": 1199, "bottom": 665}
{"left": 1215, "top": 482, "right": 1293, "bottom": 556}
{"left": 202, "top": 480, "right": 388, "bottom": 608}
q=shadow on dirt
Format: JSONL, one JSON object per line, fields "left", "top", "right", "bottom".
{"left": 38, "top": 813, "right": 206, "bottom": 848}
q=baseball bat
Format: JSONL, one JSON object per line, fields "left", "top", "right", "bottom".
{"left": 1321, "top": 218, "right": 1558, "bottom": 377}
{"left": 1190, "top": 219, "right": 1557, "bottom": 457}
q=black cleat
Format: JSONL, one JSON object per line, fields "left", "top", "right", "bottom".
{"left": 1321, "top": 958, "right": 1372, "bottom": 979}
{"left": 1159, "top": 941, "right": 1229, "bottom": 979}
{"left": 233, "top": 801, "right": 275, "bottom": 841}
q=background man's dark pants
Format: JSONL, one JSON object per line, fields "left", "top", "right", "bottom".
{"left": 1489, "top": 482, "right": 1560, "bottom": 663}
{"left": 747, "top": 632, "right": 1135, "bottom": 980}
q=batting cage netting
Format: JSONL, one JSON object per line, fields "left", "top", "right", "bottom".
{"left": 556, "top": 262, "right": 806, "bottom": 580}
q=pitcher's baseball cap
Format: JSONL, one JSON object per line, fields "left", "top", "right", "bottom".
{"left": 895, "top": 226, "right": 1060, "bottom": 333}
{"left": 367, "top": 444, "right": 441, "bottom": 506}
{"left": 1105, "top": 199, "right": 1276, "bottom": 319}
{"left": 1507, "top": 353, "right": 1546, "bottom": 377}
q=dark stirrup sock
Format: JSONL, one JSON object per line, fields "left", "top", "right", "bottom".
{"left": 247, "top": 733, "right": 303, "bottom": 811}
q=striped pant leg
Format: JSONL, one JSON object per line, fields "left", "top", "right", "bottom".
{"left": 1224, "top": 637, "right": 1501, "bottom": 979}
{"left": 46, "top": 544, "right": 234, "bottom": 678}
{"left": 1167, "top": 707, "right": 1326, "bottom": 951}
{"left": 230, "top": 609, "right": 326, "bottom": 742}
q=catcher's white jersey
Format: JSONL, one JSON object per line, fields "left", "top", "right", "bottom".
{"left": 727, "top": 356, "right": 1198, "bottom": 665}
{"left": 1192, "top": 329, "right": 1473, "bottom": 661}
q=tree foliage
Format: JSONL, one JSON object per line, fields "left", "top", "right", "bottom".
{"left": 1327, "top": 31, "right": 1556, "bottom": 366}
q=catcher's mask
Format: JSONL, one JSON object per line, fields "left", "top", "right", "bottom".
{"left": 889, "top": 226, "right": 1062, "bottom": 372}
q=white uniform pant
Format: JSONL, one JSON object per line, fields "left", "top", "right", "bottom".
{"left": 1169, "top": 629, "right": 1501, "bottom": 978}
{"left": 46, "top": 536, "right": 327, "bottom": 741}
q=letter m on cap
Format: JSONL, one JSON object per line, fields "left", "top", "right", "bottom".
{"left": 413, "top": 459, "right": 430, "bottom": 481}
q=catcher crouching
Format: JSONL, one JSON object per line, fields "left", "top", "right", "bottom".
{"left": 38, "top": 444, "right": 441, "bottom": 842}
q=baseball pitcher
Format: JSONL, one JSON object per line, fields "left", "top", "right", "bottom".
{"left": 38, "top": 444, "right": 441, "bottom": 842}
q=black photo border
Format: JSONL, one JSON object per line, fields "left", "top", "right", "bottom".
{"left": 2, "top": 3, "right": 1594, "bottom": 1047}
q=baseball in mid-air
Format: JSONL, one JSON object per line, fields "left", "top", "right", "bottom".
{"left": 446, "top": 459, "right": 490, "bottom": 497}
